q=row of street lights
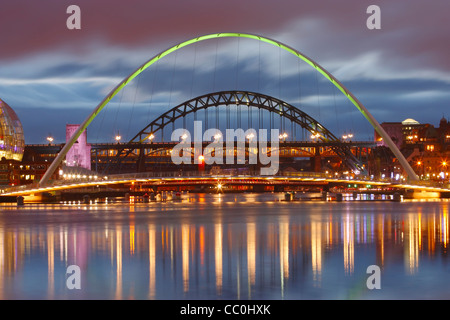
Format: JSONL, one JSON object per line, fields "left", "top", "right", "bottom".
{"left": 342, "top": 133, "right": 354, "bottom": 141}
{"left": 177, "top": 132, "right": 289, "bottom": 143}
{"left": 115, "top": 133, "right": 155, "bottom": 143}
{"left": 416, "top": 160, "right": 448, "bottom": 179}
{"left": 115, "top": 131, "right": 354, "bottom": 143}
{"left": 47, "top": 130, "right": 354, "bottom": 144}
{"left": 45, "top": 133, "right": 154, "bottom": 145}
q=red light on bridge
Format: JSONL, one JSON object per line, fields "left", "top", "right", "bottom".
{"left": 198, "top": 155, "right": 205, "bottom": 171}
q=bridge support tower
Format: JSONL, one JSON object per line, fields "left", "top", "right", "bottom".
{"left": 310, "top": 147, "right": 322, "bottom": 172}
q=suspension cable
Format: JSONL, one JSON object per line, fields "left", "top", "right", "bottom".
{"left": 125, "top": 72, "right": 141, "bottom": 141}
{"left": 333, "top": 84, "right": 341, "bottom": 138}
{"left": 314, "top": 69, "right": 322, "bottom": 123}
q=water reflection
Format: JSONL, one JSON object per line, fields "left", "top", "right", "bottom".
{"left": 279, "top": 216, "right": 289, "bottom": 297}
{"left": 343, "top": 214, "right": 354, "bottom": 275}
{"left": 0, "top": 196, "right": 449, "bottom": 299}
{"left": 311, "top": 218, "right": 322, "bottom": 285}
{"left": 215, "top": 223, "right": 222, "bottom": 294}
{"left": 247, "top": 222, "right": 255, "bottom": 288}
{"left": 115, "top": 226, "right": 122, "bottom": 299}
{"left": 148, "top": 224, "right": 156, "bottom": 299}
{"left": 182, "top": 224, "right": 189, "bottom": 292}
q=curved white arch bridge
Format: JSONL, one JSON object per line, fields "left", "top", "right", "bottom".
{"left": 39, "top": 32, "right": 418, "bottom": 186}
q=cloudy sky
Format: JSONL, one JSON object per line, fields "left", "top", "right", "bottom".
{"left": 1, "top": 0, "right": 449, "bottom": 144}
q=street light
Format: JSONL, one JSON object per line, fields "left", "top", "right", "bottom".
{"left": 47, "top": 136, "right": 54, "bottom": 145}
{"left": 311, "top": 132, "right": 320, "bottom": 140}
{"left": 246, "top": 133, "right": 255, "bottom": 141}
{"left": 342, "top": 131, "right": 353, "bottom": 142}
{"left": 279, "top": 132, "right": 288, "bottom": 141}
{"left": 198, "top": 155, "right": 205, "bottom": 172}
{"left": 148, "top": 133, "right": 155, "bottom": 141}
{"left": 115, "top": 134, "right": 121, "bottom": 143}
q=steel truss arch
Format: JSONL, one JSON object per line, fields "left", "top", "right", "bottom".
{"left": 134, "top": 90, "right": 337, "bottom": 143}
{"left": 40, "top": 33, "right": 417, "bottom": 186}
{"left": 105, "top": 90, "right": 365, "bottom": 174}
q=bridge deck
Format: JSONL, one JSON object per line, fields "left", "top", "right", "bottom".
{"left": 2, "top": 171, "right": 449, "bottom": 197}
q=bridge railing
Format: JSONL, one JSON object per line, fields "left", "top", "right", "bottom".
{"left": 397, "top": 180, "right": 450, "bottom": 189}
{"left": 106, "top": 170, "right": 333, "bottom": 181}
{"left": 1, "top": 171, "right": 449, "bottom": 194}
{"left": 106, "top": 170, "right": 258, "bottom": 180}
{"left": 0, "top": 181, "right": 39, "bottom": 194}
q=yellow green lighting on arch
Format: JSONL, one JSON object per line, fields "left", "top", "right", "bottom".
{"left": 40, "top": 32, "right": 418, "bottom": 186}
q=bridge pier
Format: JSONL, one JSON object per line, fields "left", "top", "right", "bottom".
{"left": 441, "top": 192, "right": 450, "bottom": 199}
{"left": 409, "top": 190, "right": 442, "bottom": 199}
{"left": 310, "top": 155, "right": 322, "bottom": 172}
{"left": 17, "top": 196, "right": 24, "bottom": 206}
{"left": 284, "top": 192, "right": 293, "bottom": 201}
{"left": 137, "top": 145, "right": 146, "bottom": 172}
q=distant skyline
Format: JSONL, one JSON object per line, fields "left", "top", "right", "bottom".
{"left": 1, "top": 0, "right": 449, "bottom": 144}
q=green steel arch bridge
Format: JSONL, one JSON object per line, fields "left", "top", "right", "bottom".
{"left": 38, "top": 32, "right": 418, "bottom": 186}
{"left": 4, "top": 32, "right": 443, "bottom": 200}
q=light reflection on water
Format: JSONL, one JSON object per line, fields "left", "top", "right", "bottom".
{"left": 0, "top": 193, "right": 449, "bottom": 299}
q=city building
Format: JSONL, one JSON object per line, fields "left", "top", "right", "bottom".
{"left": 0, "top": 99, "right": 61, "bottom": 187}
{"left": 0, "top": 98, "right": 25, "bottom": 161}
{"left": 375, "top": 117, "right": 450, "bottom": 179}
{"left": 0, "top": 98, "right": 26, "bottom": 186}
{"left": 65, "top": 124, "right": 91, "bottom": 170}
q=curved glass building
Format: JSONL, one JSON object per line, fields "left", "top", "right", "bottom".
{"left": 0, "top": 98, "right": 25, "bottom": 161}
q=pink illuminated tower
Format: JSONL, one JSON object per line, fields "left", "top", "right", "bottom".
{"left": 65, "top": 124, "right": 91, "bottom": 170}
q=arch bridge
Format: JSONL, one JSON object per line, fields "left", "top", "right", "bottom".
{"left": 99, "top": 90, "right": 368, "bottom": 175}
{"left": 39, "top": 32, "right": 418, "bottom": 186}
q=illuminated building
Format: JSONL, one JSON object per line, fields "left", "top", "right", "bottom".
{"left": 375, "top": 118, "right": 436, "bottom": 149}
{"left": 0, "top": 99, "right": 25, "bottom": 161}
{"left": 65, "top": 124, "right": 91, "bottom": 170}
{"left": 374, "top": 117, "right": 450, "bottom": 179}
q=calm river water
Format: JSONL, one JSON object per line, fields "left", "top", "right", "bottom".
{"left": 0, "top": 193, "right": 449, "bottom": 300}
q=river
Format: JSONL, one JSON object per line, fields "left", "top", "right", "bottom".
{"left": 0, "top": 193, "right": 449, "bottom": 300}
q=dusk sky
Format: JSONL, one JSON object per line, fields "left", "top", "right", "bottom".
{"left": 1, "top": 0, "right": 449, "bottom": 144}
